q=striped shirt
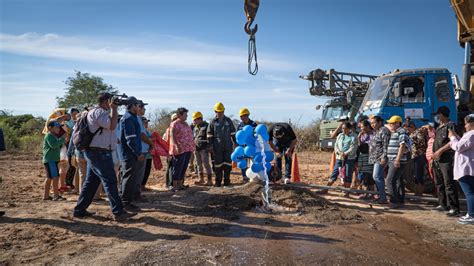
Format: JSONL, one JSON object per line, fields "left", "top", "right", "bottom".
{"left": 387, "top": 127, "right": 410, "bottom": 162}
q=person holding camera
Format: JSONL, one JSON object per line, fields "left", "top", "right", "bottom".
{"left": 432, "top": 106, "right": 460, "bottom": 216}
{"left": 74, "top": 93, "right": 136, "bottom": 221}
{"left": 449, "top": 114, "right": 474, "bottom": 224}
{"left": 118, "top": 97, "right": 144, "bottom": 212}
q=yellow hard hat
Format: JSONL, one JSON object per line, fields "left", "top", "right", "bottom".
{"left": 239, "top": 108, "right": 250, "bottom": 117}
{"left": 387, "top": 115, "right": 403, "bottom": 124}
{"left": 214, "top": 102, "right": 225, "bottom": 112}
{"left": 192, "top": 111, "right": 203, "bottom": 120}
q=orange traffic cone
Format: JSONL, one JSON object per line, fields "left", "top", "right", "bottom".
{"left": 291, "top": 152, "right": 301, "bottom": 183}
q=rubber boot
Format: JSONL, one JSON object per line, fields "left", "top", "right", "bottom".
{"left": 215, "top": 167, "right": 223, "bottom": 187}
{"left": 195, "top": 173, "right": 205, "bottom": 185}
{"left": 206, "top": 174, "right": 213, "bottom": 186}
{"left": 223, "top": 165, "right": 231, "bottom": 187}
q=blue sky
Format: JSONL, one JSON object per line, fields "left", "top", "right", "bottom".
{"left": 0, "top": 0, "right": 464, "bottom": 124}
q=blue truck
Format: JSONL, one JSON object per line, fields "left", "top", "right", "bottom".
{"left": 358, "top": 68, "right": 458, "bottom": 126}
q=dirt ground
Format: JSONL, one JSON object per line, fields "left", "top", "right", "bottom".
{"left": 1, "top": 151, "right": 474, "bottom": 265}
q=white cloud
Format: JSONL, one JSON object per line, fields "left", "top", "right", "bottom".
{"left": 0, "top": 32, "right": 301, "bottom": 72}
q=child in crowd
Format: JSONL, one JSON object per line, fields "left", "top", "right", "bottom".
{"left": 42, "top": 121, "right": 67, "bottom": 201}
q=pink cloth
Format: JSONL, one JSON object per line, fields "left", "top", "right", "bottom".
{"left": 450, "top": 130, "right": 474, "bottom": 180}
{"left": 169, "top": 120, "right": 195, "bottom": 156}
{"left": 425, "top": 129, "right": 435, "bottom": 162}
{"left": 150, "top": 131, "right": 169, "bottom": 170}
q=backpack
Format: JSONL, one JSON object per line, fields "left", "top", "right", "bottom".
{"left": 73, "top": 111, "right": 102, "bottom": 151}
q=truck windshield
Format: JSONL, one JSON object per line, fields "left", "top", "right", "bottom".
{"left": 360, "top": 77, "right": 391, "bottom": 111}
{"left": 322, "top": 106, "right": 350, "bottom": 121}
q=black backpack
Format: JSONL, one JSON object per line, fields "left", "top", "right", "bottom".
{"left": 73, "top": 111, "right": 102, "bottom": 151}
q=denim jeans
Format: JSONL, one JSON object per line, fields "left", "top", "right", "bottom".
{"left": 171, "top": 152, "right": 191, "bottom": 181}
{"left": 273, "top": 141, "right": 292, "bottom": 179}
{"left": 458, "top": 176, "right": 474, "bottom": 216}
{"left": 373, "top": 162, "right": 387, "bottom": 201}
{"left": 74, "top": 150, "right": 124, "bottom": 216}
{"left": 386, "top": 162, "right": 406, "bottom": 204}
{"left": 329, "top": 159, "right": 355, "bottom": 183}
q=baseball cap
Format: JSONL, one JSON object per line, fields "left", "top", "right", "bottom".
{"left": 138, "top": 100, "right": 148, "bottom": 106}
{"left": 126, "top": 96, "right": 140, "bottom": 106}
{"left": 386, "top": 115, "right": 403, "bottom": 124}
{"left": 48, "top": 121, "right": 61, "bottom": 127}
{"left": 141, "top": 116, "right": 150, "bottom": 122}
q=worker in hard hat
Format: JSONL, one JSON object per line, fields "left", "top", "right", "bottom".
{"left": 207, "top": 102, "right": 237, "bottom": 187}
{"left": 237, "top": 107, "right": 257, "bottom": 183}
{"left": 192, "top": 111, "right": 213, "bottom": 186}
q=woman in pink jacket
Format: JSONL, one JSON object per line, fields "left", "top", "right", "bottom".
{"left": 449, "top": 114, "right": 474, "bottom": 225}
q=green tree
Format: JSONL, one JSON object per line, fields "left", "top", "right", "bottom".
{"left": 56, "top": 71, "right": 119, "bottom": 110}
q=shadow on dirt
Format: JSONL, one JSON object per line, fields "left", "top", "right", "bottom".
{"left": 0, "top": 216, "right": 188, "bottom": 242}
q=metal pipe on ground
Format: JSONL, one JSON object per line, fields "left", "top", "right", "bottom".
{"left": 289, "top": 183, "right": 466, "bottom": 204}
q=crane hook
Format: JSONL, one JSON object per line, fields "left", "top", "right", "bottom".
{"left": 244, "top": 0, "right": 260, "bottom": 75}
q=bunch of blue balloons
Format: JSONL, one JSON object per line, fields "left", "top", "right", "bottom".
{"left": 231, "top": 124, "right": 275, "bottom": 178}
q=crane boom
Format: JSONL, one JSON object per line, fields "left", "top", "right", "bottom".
{"left": 299, "top": 69, "right": 377, "bottom": 97}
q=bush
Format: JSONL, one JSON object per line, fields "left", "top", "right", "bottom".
{"left": 0, "top": 121, "right": 20, "bottom": 150}
{"left": 19, "top": 135, "right": 44, "bottom": 154}
{"left": 147, "top": 108, "right": 174, "bottom": 136}
{"left": 292, "top": 121, "right": 321, "bottom": 151}
{"left": 0, "top": 111, "right": 45, "bottom": 152}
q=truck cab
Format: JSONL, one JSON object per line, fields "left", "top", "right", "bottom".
{"left": 359, "top": 68, "right": 457, "bottom": 126}
{"left": 319, "top": 96, "right": 363, "bottom": 149}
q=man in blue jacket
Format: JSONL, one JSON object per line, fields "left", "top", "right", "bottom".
{"left": 119, "top": 97, "right": 143, "bottom": 212}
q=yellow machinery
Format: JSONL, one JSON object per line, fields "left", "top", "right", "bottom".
{"left": 451, "top": 0, "right": 474, "bottom": 112}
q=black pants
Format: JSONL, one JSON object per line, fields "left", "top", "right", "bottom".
{"left": 141, "top": 158, "right": 152, "bottom": 186}
{"left": 165, "top": 157, "right": 173, "bottom": 187}
{"left": 433, "top": 160, "right": 460, "bottom": 211}
{"left": 120, "top": 158, "right": 140, "bottom": 205}
{"left": 386, "top": 162, "right": 406, "bottom": 204}
{"left": 213, "top": 148, "right": 232, "bottom": 186}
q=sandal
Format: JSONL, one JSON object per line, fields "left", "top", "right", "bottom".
{"left": 43, "top": 196, "right": 53, "bottom": 201}
{"left": 58, "top": 186, "right": 69, "bottom": 193}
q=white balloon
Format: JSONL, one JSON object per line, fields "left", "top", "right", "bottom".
{"left": 246, "top": 168, "right": 259, "bottom": 180}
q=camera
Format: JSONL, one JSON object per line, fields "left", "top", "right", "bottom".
{"left": 111, "top": 94, "right": 129, "bottom": 106}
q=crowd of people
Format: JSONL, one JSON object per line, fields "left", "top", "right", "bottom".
{"left": 40, "top": 94, "right": 473, "bottom": 224}
{"left": 41, "top": 94, "right": 299, "bottom": 221}
{"left": 324, "top": 106, "right": 474, "bottom": 225}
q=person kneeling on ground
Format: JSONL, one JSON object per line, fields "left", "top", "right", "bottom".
{"left": 268, "top": 122, "right": 298, "bottom": 184}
